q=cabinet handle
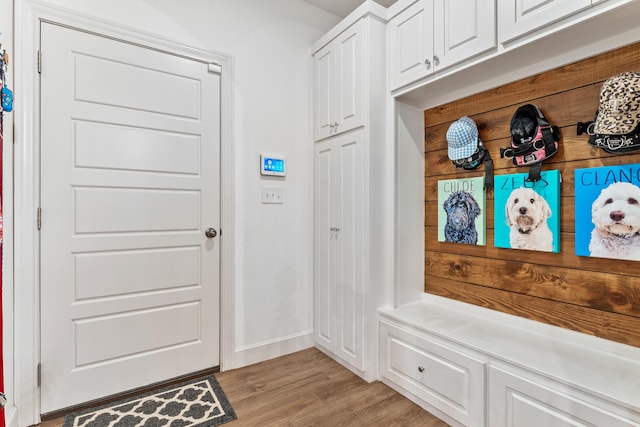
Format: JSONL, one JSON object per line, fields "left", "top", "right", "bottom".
{"left": 433, "top": 55, "right": 440, "bottom": 67}
{"left": 418, "top": 366, "right": 425, "bottom": 373}
{"left": 424, "top": 58, "right": 431, "bottom": 70}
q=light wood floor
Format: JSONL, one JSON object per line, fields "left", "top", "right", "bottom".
{"left": 39, "top": 347, "right": 449, "bottom": 426}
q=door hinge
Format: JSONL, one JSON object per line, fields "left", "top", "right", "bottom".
{"left": 207, "top": 62, "right": 222, "bottom": 74}
{"left": 37, "top": 207, "right": 41, "bottom": 230}
{"left": 37, "top": 50, "right": 42, "bottom": 74}
{"left": 37, "top": 363, "right": 41, "bottom": 387}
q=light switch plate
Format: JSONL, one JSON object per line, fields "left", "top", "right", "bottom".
{"left": 262, "top": 186, "right": 284, "bottom": 204}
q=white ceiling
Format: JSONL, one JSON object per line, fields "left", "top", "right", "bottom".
{"left": 302, "top": 0, "right": 398, "bottom": 18}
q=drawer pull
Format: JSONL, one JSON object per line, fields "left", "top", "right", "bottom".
{"left": 417, "top": 366, "right": 425, "bottom": 373}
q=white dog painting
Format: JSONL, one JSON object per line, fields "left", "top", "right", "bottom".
{"left": 506, "top": 187, "right": 554, "bottom": 251}
{"left": 589, "top": 181, "right": 640, "bottom": 260}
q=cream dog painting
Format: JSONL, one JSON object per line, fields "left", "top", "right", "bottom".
{"left": 506, "top": 187, "right": 553, "bottom": 251}
{"left": 589, "top": 181, "right": 640, "bottom": 260}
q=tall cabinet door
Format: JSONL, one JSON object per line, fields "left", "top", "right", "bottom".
{"left": 314, "top": 130, "right": 366, "bottom": 371}
{"left": 334, "top": 130, "right": 366, "bottom": 371}
{"left": 314, "top": 139, "right": 336, "bottom": 351}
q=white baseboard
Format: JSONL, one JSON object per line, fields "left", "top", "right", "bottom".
{"left": 232, "top": 331, "right": 314, "bottom": 369}
{"left": 379, "top": 377, "right": 463, "bottom": 427}
{"left": 314, "top": 345, "right": 377, "bottom": 383}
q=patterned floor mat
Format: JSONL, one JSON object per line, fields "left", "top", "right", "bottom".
{"left": 63, "top": 375, "right": 236, "bottom": 427}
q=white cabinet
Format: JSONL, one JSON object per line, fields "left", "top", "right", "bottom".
{"left": 388, "top": 0, "right": 496, "bottom": 91}
{"left": 379, "top": 299, "right": 640, "bottom": 427}
{"left": 312, "top": 2, "right": 388, "bottom": 380}
{"left": 313, "top": 19, "right": 364, "bottom": 141}
{"left": 380, "top": 320, "right": 486, "bottom": 427}
{"left": 388, "top": 0, "right": 433, "bottom": 91}
{"left": 489, "top": 364, "right": 640, "bottom": 427}
{"left": 498, "top": 0, "right": 592, "bottom": 44}
{"left": 314, "top": 130, "right": 366, "bottom": 371}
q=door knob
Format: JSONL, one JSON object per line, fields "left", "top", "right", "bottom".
{"left": 205, "top": 228, "right": 218, "bottom": 238}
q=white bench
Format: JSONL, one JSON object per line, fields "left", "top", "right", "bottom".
{"left": 378, "top": 294, "right": 640, "bottom": 427}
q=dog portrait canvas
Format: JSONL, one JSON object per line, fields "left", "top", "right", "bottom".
{"left": 494, "top": 170, "right": 560, "bottom": 252}
{"left": 575, "top": 164, "right": 640, "bottom": 261}
{"left": 438, "top": 177, "right": 486, "bottom": 245}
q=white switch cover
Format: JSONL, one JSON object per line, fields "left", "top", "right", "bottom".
{"left": 262, "top": 186, "right": 284, "bottom": 204}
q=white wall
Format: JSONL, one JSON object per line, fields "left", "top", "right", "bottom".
{"left": 5, "top": 1, "right": 340, "bottom": 423}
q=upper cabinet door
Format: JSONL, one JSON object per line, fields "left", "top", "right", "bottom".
{"left": 313, "top": 19, "right": 365, "bottom": 141}
{"left": 498, "top": 0, "right": 592, "bottom": 43}
{"left": 334, "top": 19, "right": 365, "bottom": 136}
{"left": 314, "top": 42, "right": 336, "bottom": 141}
{"left": 389, "top": 0, "right": 496, "bottom": 91}
{"left": 389, "top": 0, "right": 435, "bottom": 91}
{"left": 434, "top": 0, "right": 496, "bottom": 69}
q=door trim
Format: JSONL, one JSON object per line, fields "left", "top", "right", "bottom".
{"left": 13, "top": 2, "right": 236, "bottom": 425}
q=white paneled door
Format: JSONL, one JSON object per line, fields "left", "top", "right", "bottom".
{"left": 39, "top": 22, "right": 221, "bottom": 413}
{"left": 313, "top": 129, "right": 365, "bottom": 372}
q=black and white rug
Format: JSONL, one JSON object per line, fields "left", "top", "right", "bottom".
{"left": 63, "top": 375, "right": 236, "bottom": 427}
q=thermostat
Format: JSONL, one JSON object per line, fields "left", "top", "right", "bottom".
{"left": 260, "top": 154, "right": 286, "bottom": 176}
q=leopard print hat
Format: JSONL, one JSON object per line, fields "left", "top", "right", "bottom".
{"left": 593, "top": 71, "right": 640, "bottom": 135}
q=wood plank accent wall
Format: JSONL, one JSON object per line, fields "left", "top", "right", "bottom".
{"left": 423, "top": 42, "right": 640, "bottom": 348}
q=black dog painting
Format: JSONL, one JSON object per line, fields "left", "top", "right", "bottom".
{"left": 443, "top": 191, "right": 481, "bottom": 244}
{"left": 438, "top": 177, "right": 486, "bottom": 245}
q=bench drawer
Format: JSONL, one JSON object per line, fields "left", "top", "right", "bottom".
{"left": 380, "top": 320, "right": 486, "bottom": 426}
{"left": 489, "top": 364, "right": 640, "bottom": 427}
